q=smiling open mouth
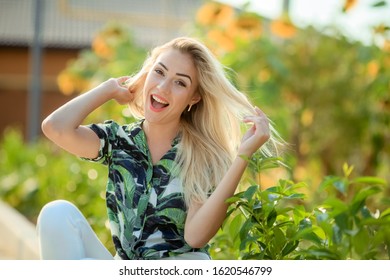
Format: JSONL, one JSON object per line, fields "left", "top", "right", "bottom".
{"left": 151, "top": 95, "right": 169, "bottom": 109}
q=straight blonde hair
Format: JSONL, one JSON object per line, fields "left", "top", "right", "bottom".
{"left": 127, "top": 37, "right": 282, "bottom": 207}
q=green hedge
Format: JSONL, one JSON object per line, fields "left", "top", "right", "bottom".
{"left": 1, "top": 129, "right": 389, "bottom": 259}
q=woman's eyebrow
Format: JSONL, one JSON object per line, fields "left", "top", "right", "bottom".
{"left": 158, "top": 62, "right": 193, "bottom": 84}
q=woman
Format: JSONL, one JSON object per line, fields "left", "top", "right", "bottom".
{"left": 37, "top": 37, "right": 282, "bottom": 260}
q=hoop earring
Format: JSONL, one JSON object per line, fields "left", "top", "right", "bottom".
{"left": 187, "top": 104, "right": 193, "bottom": 112}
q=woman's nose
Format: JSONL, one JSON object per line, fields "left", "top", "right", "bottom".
{"left": 157, "top": 78, "right": 170, "bottom": 93}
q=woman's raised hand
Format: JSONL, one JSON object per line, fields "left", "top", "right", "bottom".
{"left": 238, "top": 107, "right": 271, "bottom": 157}
{"left": 104, "top": 76, "right": 134, "bottom": 105}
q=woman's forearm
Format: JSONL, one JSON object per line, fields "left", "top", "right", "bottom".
{"left": 184, "top": 156, "right": 249, "bottom": 248}
{"left": 42, "top": 81, "right": 115, "bottom": 135}
{"left": 184, "top": 107, "right": 271, "bottom": 248}
{"left": 41, "top": 79, "right": 125, "bottom": 158}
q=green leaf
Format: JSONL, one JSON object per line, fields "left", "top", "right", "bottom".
{"left": 342, "top": 163, "right": 354, "bottom": 177}
{"left": 312, "top": 225, "right": 327, "bottom": 240}
{"left": 291, "top": 227, "right": 322, "bottom": 246}
{"left": 228, "top": 214, "right": 244, "bottom": 240}
{"left": 352, "top": 176, "right": 386, "bottom": 185}
{"left": 372, "top": 1, "right": 387, "bottom": 8}
{"left": 334, "top": 212, "right": 349, "bottom": 231}
{"left": 302, "top": 248, "right": 341, "bottom": 260}
{"left": 334, "top": 179, "right": 348, "bottom": 194}
{"left": 265, "top": 186, "right": 281, "bottom": 194}
{"left": 285, "top": 181, "right": 308, "bottom": 193}
{"left": 286, "top": 193, "right": 306, "bottom": 199}
{"left": 352, "top": 228, "right": 369, "bottom": 256}
{"left": 351, "top": 186, "right": 382, "bottom": 214}
{"left": 319, "top": 176, "right": 340, "bottom": 191}
{"left": 257, "top": 156, "right": 285, "bottom": 171}
{"left": 239, "top": 235, "right": 259, "bottom": 251}
{"left": 282, "top": 240, "right": 299, "bottom": 256}
{"left": 242, "top": 252, "right": 265, "bottom": 260}
{"left": 257, "top": 240, "right": 267, "bottom": 250}
{"left": 360, "top": 206, "right": 372, "bottom": 219}
{"left": 332, "top": 225, "right": 342, "bottom": 245}
{"left": 299, "top": 218, "right": 312, "bottom": 230}
{"left": 243, "top": 185, "right": 259, "bottom": 201}
{"left": 318, "top": 176, "right": 350, "bottom": 195}
{"left": 322, "top": 198, "right": 349, "bottom": 216}
{"left": 285, "top": 224, "right": 297, "bottom": 238}
{"left": 267, "top": 209, "right": 277, "bottom": 227}
{"left": 225, "top": 196, "right": 244, "bottom": 204}
{"left": 293, "top": 205, "right": 306, "bottom": 225}
{"left": 380, "top": 208, "right": 390, "bottom": 218}
{"left": 360, "top": 217, "right": 390, "bottom": 226}
{"left": 225, "top": 207, "right": 236, "bottom": 219}
{"left": 239, "top": 218, "right": 255, "bottom": 248}
{"left": 273, "top": 227, "right": 286, "bottom": 253}
{"left": 274, "top": 220, "right": 294, "bottom": 229}
{"left": 316, "top": 220, "right": 333, "bottom": 240}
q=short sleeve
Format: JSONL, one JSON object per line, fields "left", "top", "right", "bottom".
{"left": 80, "top": 120, "right": 119, "bottom": 165}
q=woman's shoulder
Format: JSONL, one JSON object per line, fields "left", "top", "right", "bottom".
{"left": 98, "top": 119, "right": 143, "bottom": 132}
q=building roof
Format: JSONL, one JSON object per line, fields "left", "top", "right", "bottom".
{"left": 0, "top": 0, "right": 203, "bottom": 48}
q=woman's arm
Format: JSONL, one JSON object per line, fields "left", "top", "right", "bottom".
{"left": 41, "top": 77, "right": 132, "bottom": 158}
{"left": 184, "top": 107, "right": 270, "bottom": 248}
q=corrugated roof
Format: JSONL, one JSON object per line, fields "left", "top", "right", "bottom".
{"left": 0, "top": 0, "right": 203, "bottom": 48}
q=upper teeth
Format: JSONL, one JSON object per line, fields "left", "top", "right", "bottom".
{"left": 153, "top": 95, "right": 168, "bottom": 104}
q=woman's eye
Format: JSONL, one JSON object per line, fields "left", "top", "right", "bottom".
{"left": 176, "top": 80, "right": 187, "bottom": 87}
{"left": 155, "top": 69, "right": 164, "bottom": 76}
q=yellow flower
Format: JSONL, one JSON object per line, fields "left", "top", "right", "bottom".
{"left": 228, "top": 14, "right": 262, "bottom": 40}
{"left": 207, "top": 29, "right": 235, "bottom": 52}
{"left": 57, "top": 71, "right": 90, "bottom": 95}
{"left": 343, "top": 0, "right": 358, "bottom": 12}
{"left": 91, "top": 24, "right": 125, "bottom": 59}
{"left": 92, "top": 34, "right": 114, "bottom": 59}
{"left": 301, "top": 109, "right": 314, "bottom": 127}
{"left": 367, "top": 60, "right": 379, "bottom": 78}
{"left": 258, "top": 69, "right": 270, "bottom": 82}
{"left": 383, "top": 40, "right": 390, "bottom": 52}
{"left": 270, "top": 18, "right": 296, "bottom": 39}
{"left": 196, "top": 2, "right": 234, "bottom": 27}
{"left": 57, "top": 71, "right": 75, "bottom": 96}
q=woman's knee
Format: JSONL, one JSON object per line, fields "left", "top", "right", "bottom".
{"left": 37, "top": 200, "right": 78, "bottom": 230}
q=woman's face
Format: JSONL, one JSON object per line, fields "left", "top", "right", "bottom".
{"left": 143, "top": 48, "right": 200, "bottom": 126}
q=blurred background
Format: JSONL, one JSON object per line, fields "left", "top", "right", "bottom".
{"left": 0, "top": 0, "right": 389, "bottom": 259}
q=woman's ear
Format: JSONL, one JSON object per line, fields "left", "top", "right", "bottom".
{"left": 190, "top": 92, "right": 202, "bottom": 105}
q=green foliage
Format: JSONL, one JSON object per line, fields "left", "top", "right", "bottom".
{"left": 0, "top": 128, "right": 115, "bottom": 253}
{"left": 194, "top": 2, "right": 390, "bottom": 189}
{"left": 1, "top": 130, "right": 388, "bottom": 259}
{"left": 209, "top": 159, "right": 390, "bottom": 260}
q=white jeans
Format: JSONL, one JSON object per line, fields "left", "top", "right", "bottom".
{"left": 37, "top": 200, "right": 113, "bottom": 260}
{"left": 36, "top": 200, "right": 210, "bottom": 260}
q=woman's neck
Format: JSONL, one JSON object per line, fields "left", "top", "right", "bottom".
{"left": 142, "top": 120, "right": 180, "bottom": 164}
{"left": 142, "top": 120, "right": 180, "bottom": 145}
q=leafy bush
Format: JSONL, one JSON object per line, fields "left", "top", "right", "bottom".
{"left": 1, "top": 127, "right": 389, "bottom": 260}
{"left": 0, "top": 128, "right": 114, "bottom": 253}
{"left": 209, "top": 156, "right": 390, "bottom": 260}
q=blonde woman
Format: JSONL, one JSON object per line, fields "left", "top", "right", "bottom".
{"left": 37, "top": 37, "right": 281, "bottom": 260}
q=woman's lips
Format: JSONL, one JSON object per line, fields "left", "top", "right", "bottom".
{"left": 150, "top": 94, "right": 169, "bottom": 112}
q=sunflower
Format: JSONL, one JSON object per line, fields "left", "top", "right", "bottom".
{"left": 228, "top": 14, "right": 262, "bottom": 40}
{"left": 270, "top": 18, "right": 296, "bottom": 39}
{"left": 196, "top": 2, "right": 234, "bottom": 27}
{"left": 207, "top": 29, "right": 235, "bottom": 52}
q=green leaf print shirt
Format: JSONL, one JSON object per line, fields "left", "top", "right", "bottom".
{"left": 83, "top": 120, "right": 209, "bottom": 260}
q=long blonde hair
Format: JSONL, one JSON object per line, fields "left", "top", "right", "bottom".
{"left": 127, "top": 37, "right": 282, "bottom": 207}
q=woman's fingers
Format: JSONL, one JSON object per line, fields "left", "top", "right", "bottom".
{"left": 243, "top": 108, "right": 270, "bottom": 139}
{"left": 118, "top": 76, "right": 131, "bottom": 87}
